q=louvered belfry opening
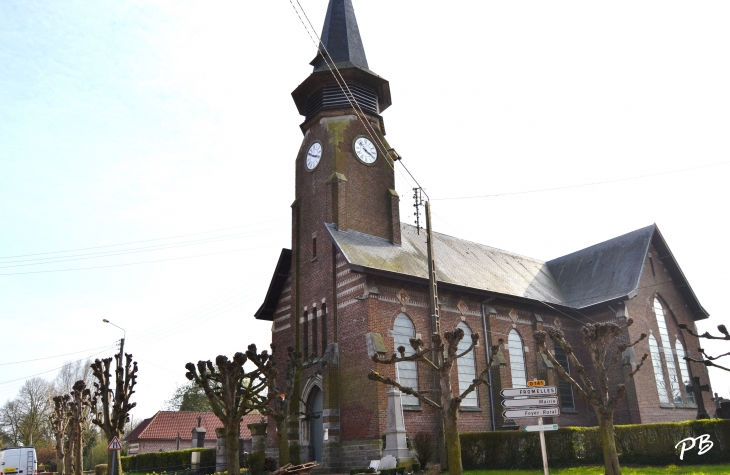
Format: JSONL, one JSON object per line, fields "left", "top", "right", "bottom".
{"left": 305, "top": 82, "right": 379, "bottom": 121}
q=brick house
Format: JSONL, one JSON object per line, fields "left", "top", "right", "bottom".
{"left": 124, "top": 412, "right": 260, "bottom": 455}
{"left": 254, "top": 0, "right": 716, "bottom": 471}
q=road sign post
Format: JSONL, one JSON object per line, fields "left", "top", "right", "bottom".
{"left": 107, "top": 436, "right": 122, "bottom": 475}
{"left": 538, "top": 417, "right": 549, "bottom": 475}
{"left": 501, "top": 382, "right": 557, "bottom": 475}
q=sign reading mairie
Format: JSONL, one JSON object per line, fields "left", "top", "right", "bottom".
{"left": 500, "top": 386, "right": 557, "bottom": 398}
{"left": 502, "top": 397, "right": 559, "bottom": 408}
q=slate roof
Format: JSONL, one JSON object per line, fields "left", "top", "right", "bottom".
{"left": 312, "top": 0, "right": 369, "bottom": 72}
{"left": 546, "top": 225, "right": 655, "bottom": 309}
{"left": 326, "top": 223, "right": 568, "bottom": 304}
{"left": 256, "top": 223, "right": 708, "bottom": 321}
{"left": 124, "top": 412, "right": 261, "bottom": 442}
{"left": 325, "top": 223, "right": 708, "bottom": 318}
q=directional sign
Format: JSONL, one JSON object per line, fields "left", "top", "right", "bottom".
{"left": 501, "top": 386, "right": 557, "bottom": 398}
{"left": 503, "top": 407, "right": 561, "bottom": 418}
{"left": 502, "top": 397, "right": 559, "bottom": 408}
{"left": 107, "top": 436, "right": 123, "bottom": 451}
{"left": 528, "top": 380, "right": 546, "bottom": 387}
{"left": 525, "top": 424, "right": 559, "bottom": 432}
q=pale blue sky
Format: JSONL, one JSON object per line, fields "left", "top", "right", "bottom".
{"left": 1, "top": 1, "right": 729, "bottom": 418}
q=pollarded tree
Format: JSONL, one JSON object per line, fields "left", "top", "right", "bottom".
{"left": 368, "top": 327, "right": 503, "bottom": 475}
{"left": 679, "top": 323, "right": 730, "bottom": 372}
{"left": 90, "top": 352, "right": 138, "bottom": 475}
{"left": 262, "top": 346, "right": 323, "bottom": 467}
{"left": 68, "top": 381, "right": 93, "bottom": 475}
{"left": 50, "top": 395, "right": 70, "bottom": 475}
{"left": 534, "top": 319, "right": 648, "bottom": 475}
{"left": 185, "top": 344, "right": 276, "bottom": 475}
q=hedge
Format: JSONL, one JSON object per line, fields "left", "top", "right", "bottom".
{"left": 461, "top": 419, "right": 730, "bottom": 470}
{"left": 121, "top": 448, "right": 216, "bottom": 474}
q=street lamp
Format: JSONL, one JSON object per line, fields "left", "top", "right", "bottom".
{"left": 102, "top": 319, "right": 126, "bottom": 356}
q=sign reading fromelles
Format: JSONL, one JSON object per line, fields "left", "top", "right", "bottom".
{"left": 500, "top": 386, "right": 557, "bottom": 398}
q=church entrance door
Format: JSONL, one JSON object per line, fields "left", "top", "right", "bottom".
{"left": 307, "top": 386, "right": 323, "bottom": 463}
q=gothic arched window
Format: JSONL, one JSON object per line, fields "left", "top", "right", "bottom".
{"left": 552, "top": 344, "right": 575, "bottom": 410}
{"left": 675, "top": 338, "right": 695, "bottom": 404}
{"left": 393, "top": 313, "right": 419, "bottom": 406}
{"left": 648, "top": 334, "right": 670, "bottom": 404}
{"left": 456, "top": 322, "right": 478, "bottom": 407}
{"left": 654, "top": 298, "right": 682, "bottom": 403}
{"left": 508, "top": 329, "right": 527, "bottom": 388}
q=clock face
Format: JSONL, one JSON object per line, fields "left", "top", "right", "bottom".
{"left": 354, "top": 137, "right": 377, "bottom": 164}
{"left": 306, "top": 142, "right": 322, "bottom": 170}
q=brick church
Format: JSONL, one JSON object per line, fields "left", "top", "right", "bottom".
{"left": 254, "top": 0, "right": 715, "bottom": 471}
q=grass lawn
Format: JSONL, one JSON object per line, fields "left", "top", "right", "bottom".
{"left": 465, "top": 465, "right": 730, "bottom": 475}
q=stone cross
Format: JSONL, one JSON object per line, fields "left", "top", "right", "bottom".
{"left": 686, "top": 376, "right": 710, "bottom": 419}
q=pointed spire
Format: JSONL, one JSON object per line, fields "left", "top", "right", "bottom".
{"left": 312, "top": 0, "right": 369, "bottom": 72}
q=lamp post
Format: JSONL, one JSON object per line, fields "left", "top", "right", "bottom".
{"left": 102, "top": 319, "right": 126, "bottom": 356}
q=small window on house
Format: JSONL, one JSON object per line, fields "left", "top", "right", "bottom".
{"left": 649, "top": 334, "right": 670, "bottom": 404}
{"left": 553, "top": 344, "right": 575, "bottom": 410}
{"left": 456, "top": 322, "right": 478, "bottom": 407}
{"left": 654, "top": 298, "right": 682, "bottom": 403}
{"left": 675, "top": 339, "right": 695, "bottom": 404}
{"left": 508, "top": 330, "right": 527, "bottom": 388}
{"left": 393, "top": 313, "right": 419, "bottom": 406}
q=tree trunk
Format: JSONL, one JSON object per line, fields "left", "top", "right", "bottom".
{"left": 443, "top": 414, "right": 463, "bottom": 475}
{"left": 225, "top": 421, "right": 240, "bottom": 475}
{"left": 54, "top": 445, "right": 65, "bottom": 475}
{"left": 65, "top": 431, "right": 74, "bottom": 475}
{"left": 276, "top": 419, "right": 289, "bottom": 467}
{"left": 598, "top": 413, "right": 621, "bottom": 475}
{"left": 74, "top": 430, "right": 83, "bottom": 475}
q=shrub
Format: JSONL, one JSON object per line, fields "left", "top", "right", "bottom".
{"left": 120, "top": 447, "right": 216, "bottom": 474}
{"left": 412, "top": 432, "right": 434, "bottom": 468}
{"left": 243, "top": 451, "right": 265, "bottom": 475}
{"left": 411, "top": 463, "right": 421, "bottom": 473}
{"left": 349, "top": 467, "right": 369, "bottom": 475}
{"left": 379, "top": 467, "right": 405, "bottom": 475}
{"left": 94, "top": 464, "right": 107, "bottom": 475}
{"left": 460, "top": 419, "right": 730, "bottom": 470}
{"left": 264, "top": 456, "right": 277, "bottom": 472}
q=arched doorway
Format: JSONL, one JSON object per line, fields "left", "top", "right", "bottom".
{"left": 306, "top": 386, "right": 323, "bottom": 463}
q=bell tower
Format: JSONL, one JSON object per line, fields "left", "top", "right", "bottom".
{"left": 291, "top": 0, "right": 400, "bottom": 246}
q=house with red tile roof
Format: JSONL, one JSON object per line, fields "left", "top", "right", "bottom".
{"left": 124, "top": 411, "right": 261, "bottom": 455}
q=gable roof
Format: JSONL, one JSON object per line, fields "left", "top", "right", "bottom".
{"left": 545, "top": 225, "right": 655, "bottom": 309}
{"left": 254, "top": 249, "right": 292, "bottom": 321}
{"left": 326, "top": 223, "right": 567, "bottom": 304}
{"left": 255, "top": 223, "right": 708, "bottom": 321}
{"left": 124, "top": 412, "right": 261, "bottom": 442}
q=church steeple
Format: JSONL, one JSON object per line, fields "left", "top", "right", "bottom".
{"left": 311, "top": 0, "right": 368, "bottom": 72}
{"left": 291, "top": 0, "right": 391, "bottom": 125}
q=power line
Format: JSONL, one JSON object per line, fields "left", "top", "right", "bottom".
{"left": 0, "top": 345, "right": 117, "bottom": 366}
{"left": 0, "top": 220, "right": 280, "bottom": 260}
{"left": 0, "top": 245, "right": 267, "bottom": 276}
{"left": 0, "top": 229, "right": 280, "bottom": 268}
{"left": 433, "top": 160, "right": 730, "bottom": 201}
{"left": 0, "top": 347, "right": 115, "bottom": 386}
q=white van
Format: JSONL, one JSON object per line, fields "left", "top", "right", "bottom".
{"left": 0, "top": 447, "right": 37, "bottom": 475}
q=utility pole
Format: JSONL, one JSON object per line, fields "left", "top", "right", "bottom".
{"left": 425, "top": 200, "right": 440, "bottom": 335}
{"left": 424, "top": 199, "right": 446, "bottom": 468}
